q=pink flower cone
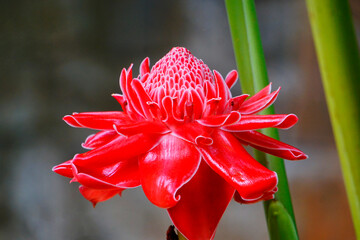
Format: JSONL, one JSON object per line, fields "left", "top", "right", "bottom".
{"left": 53, "top": 47, "right": 307, "bottom": 240}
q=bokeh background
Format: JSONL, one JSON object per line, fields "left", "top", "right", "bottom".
{"left": 1, "top": 0, "right": 359, "bottom": 239}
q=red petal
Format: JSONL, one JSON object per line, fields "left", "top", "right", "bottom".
{"left": 190, "top": 88, "right": 204, "bottom": 119}
{"left": 234, "top": 131, "right": 308, "bottom": 160}
{"left": 244, "top": 83, "right": 272, "bottom": 103}
{"left": 204, "top": 80, "right": 216, "bottom": 100}
{"left": 120, "top": 66, "right": 146, "bottom": 119}
{"left": 52, "top": 160, "right": 73, "bottom": 178}
{"left": 119, "top": 68, "right": 127, "bottom": 95}
{"left": 79, "top": 185, "right": 123, "bottom": 207}
{"left": 203, "top": 98, "right": 221, "bottom": 117}
{"left": 225, "top": 94, "right": 249, "bottom": 112}
{"left": 63, "top": 111, "right": 133, "bottom": 130}
{"left": 225, "top": 70, "right": 238, "bottom": 89}
{"left": 72, "top": 156, "right": 140, "bottom": 189}
{"left": 113, "top": 121, "right": 170, "bottom": 136}
{"left": 161, "top": 96, "right": 178, "bottom": 123}
{"left": 111, "top": 93, "right": 128, "bottom": 113}
{"left": 234, "top": 188, "right": 276, "bottom": 204}
{"left": 239, "top": 87, "right": 280, "bottom": 114}
{"left": 197, "top": 130, "right": 278, "bottom": 201}
{"left": 82, "top": 130, "right": 118, "bottom": 149}
{"left": 171, "top": 122, "right": 211, "bottom": 145}
{"left": 147, "top": 101, "right": 163, "bottom": 119}
{"left": 213, "top": 70, "right": 230, "bottom": 113}
{"left": 131, "top": 79, "right": 153, "bottom": 119}
{"left": 73, "top": 133, "right": 163, "bottom": 167}
{"left": 139, "top": 135, "right": 201, "bottom": 208}
{"left": 197, "top": 111, "right": 241, "bottom": 127}
{"left": 139, "top": 57, "right": 150, "bottom": 77}
{"left": 177, "top": 90, "right": 189, "bottom": 119}
{"left": 221, "top": 114, "right": 298, "bottom": 132}
{"left": 167, "top": 161, "right": 235, "bottom": 240}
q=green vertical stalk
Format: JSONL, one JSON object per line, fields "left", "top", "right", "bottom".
{"left": 306, "top": 0, "right": 360, "bottom": 238}
{"left": 225, "top": 0, "right": 298, "bottom": 239}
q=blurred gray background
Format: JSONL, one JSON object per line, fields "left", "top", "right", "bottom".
{"left": 1, "top": 0, "right": 359, "bottom": 239}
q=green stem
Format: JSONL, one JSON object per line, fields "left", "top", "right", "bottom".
{"left": 225, "top": 0, "right": 298, "bottom": 238}
{"left": 305, "top": 0, "right": 360, "bottom": 238}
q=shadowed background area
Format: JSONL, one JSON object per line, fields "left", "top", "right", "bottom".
{"left": 1, "top": 0, "right": 359, "bottom": 239}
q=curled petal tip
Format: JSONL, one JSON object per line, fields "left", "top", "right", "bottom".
{"left": 195, "top": 136, "right": 214, "bottom": 145}
{"left": 234, "top": 130, "right": 307, "bottom": 160}
{"left": 287, "top": 149, "right": 308, "bottom": 160}
{"left": 295, "top": 152, "right": 308, "bottom": 160}
{"left": 234, "top": 188, "right": 276, "bottom": 204}
{"left": 63, "top": 115, "right": 80, "bottom": 128}
{"left": 51, "top": 165, "right": 58, "bottom": 172}
{"left": 278, "top": 114, "right": 298, "bottom": 129}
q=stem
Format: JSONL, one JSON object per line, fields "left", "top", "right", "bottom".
{"left": 305, "top": 0, "right": 360, "bottom": 237}
{"left": 225, "top": 0, "right": 298, "bottom": 238}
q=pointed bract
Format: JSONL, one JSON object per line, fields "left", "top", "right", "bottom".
{"left": 168, "top": 162, "right": 235, "bottom": 240}
{"left": 198, "top": 130, "right": 278, "bottom": 201}
{"left": 139, "top": 135, "right": 201, "bottom": 208}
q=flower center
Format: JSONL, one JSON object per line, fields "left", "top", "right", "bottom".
{"left": 143, "top": 47, "right": 214, "bottom": 104}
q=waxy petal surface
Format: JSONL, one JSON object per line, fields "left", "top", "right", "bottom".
{"left": 63, "top": 112, "right": 133, "bottom": 130}
{"left": 243, "top": 83, "right": 272, "bottom": 103}
{"left": 224, "top": 70, "right": 238, "bottom": 89}
{"left": 72, "top": 156, "right": 140, "bottom": 190}
{"left": 213, "top": 70, "right": 230, "bottom": 113}
{"left": 113, "top": 121, "right": 170, "bottom": 136}
{"left": 196, "top": 111, "right": 241, "bottom": 127}
{"left": 73, "top": 133, "right": 163, "bottom": 167}
{"left": 82, "top": 130, "right": 118, "bottom": 149}
{"left": 170, "top": 122, "right": 211, "bottom": 145}
{"left": 221, "top": 114, "right": 298, "bottom": 132}
{"left": 234, "top": 130, "right": 307, "bottom": 160}
{"left": 234, "top": 188, "right": 276, "bottom": 204}
{"left": 226, "top": 95, "right": 249, "bottom": 112}
{"left": 79, "top": 185, "right": 123, "bottom": 207}
{"left": 131, "top": 78, "right": 153, "bottom": 119}
{"left": 168, "top": 162, "right": 235, "bottom": 240}
{"left": 198, "top": 130, "right": 278, "bottom": 201}
{"left": 139, "top": 57, "right": 150, "bottom": 77}
{"left": 239, "top": 87, "right": 280, "bottom": 114}
{"left": 52, "top": 160, "right": 73, "bottom": 178}
{"left": 139, "top": 135, "right": 201, "bottom": 208}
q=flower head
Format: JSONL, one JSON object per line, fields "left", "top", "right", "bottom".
{"left": 53, "top": 47, "right": 307, "bottom": 240}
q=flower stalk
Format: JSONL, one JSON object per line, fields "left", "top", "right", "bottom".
{"left": 225, "top": 0, "right": 298, "bottom": 238}
{"left": 305, "top": 0, "right": 360, "bottom": 238}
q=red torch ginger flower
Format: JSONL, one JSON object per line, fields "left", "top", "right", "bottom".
{"left": 53, "top": 47, "right": 307, "bottom": 240}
